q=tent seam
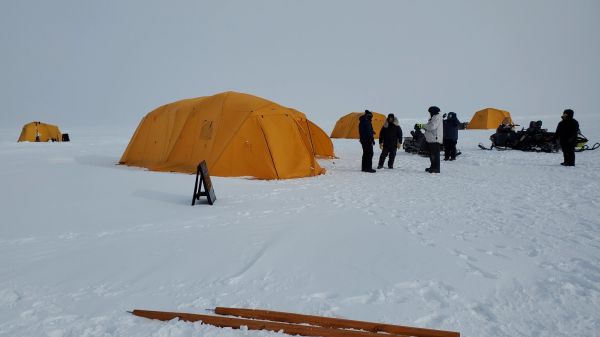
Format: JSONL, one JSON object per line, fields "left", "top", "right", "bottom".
{"left": 257, "top": 117, "right": 280, "bottom": 179}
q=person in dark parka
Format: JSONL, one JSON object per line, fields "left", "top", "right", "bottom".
{"left": 377, "top": 113, "right": 403, "bottom": 169}
{"left": 442, "top": 112, "right": 460, "bottom": 161}
{"left": 359, "top": 110, "right": 376, "bottom": 172}
{"left": 553, "top": 109, "right": 580, "bottom": 166}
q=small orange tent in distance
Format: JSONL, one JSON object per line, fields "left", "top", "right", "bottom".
{"left": 119, "top": 91, "right": 328, "bottom": 179}
{"left": 330, "top": 112, "right": 386, "bottom": 139}
{"left": 18, "top": 121, "right": 62, "bottom": 142}
{"left": 467, "top": 108, "right": 514, "bottom": 129}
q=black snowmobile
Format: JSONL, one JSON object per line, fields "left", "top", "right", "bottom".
{"left": 479, "top": 120, "right": 598, "bottom": 152}
{"left": 403, "top": 124, "right": 461, "bottom": 157}
{"left": 403, "top": 124, "right": 428, "bottom": 156}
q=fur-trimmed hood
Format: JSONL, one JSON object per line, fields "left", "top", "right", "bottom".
{"left": 383, "top": 117, "right": 399, "bottom": 128}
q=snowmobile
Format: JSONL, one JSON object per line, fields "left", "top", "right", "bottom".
{"left": 403, "top": 124, "right": 461, "bottom": 157}
{"left": 403, "top": 124, "right": 429, "bottom": 156}
{"left": 479, "top": 120, "right": 599, "bottom": 152}
{"left": 479, "top": 121, "right": 559, "bottom": 152}
{"left": 403, "top": 136, "right": 428, "bottom": 156}
{"left": 574, "top": 132, "right": 600, "bottom": 152}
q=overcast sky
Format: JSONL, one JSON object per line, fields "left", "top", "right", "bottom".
{"left": 1, "top": 0, "right": 599, "bottom": 130}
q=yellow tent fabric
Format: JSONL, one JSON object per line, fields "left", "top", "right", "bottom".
{"left": 291, "top": 110, "right": 336, "bottom": 158}
{"left": 18, "top": 121, "right": 62, "bottom": 142}
{"left": 467, "top": 108, "right": 514, "bottom": 129}
{"left": 330, "top": 112, "right": 386, "bottom": 139}
{"left": 306, "top": 120, "right": 336, "bottom": 158}
{"left": 119, "top": 92, "right": 326, "bottom": 179}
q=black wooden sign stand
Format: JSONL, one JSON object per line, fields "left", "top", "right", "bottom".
{"left": 192, "top": 160, "right": 216, "bottom": 206}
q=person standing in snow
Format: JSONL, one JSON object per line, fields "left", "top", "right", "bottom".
{"left": 553, "top": 109, "right": 580, "bottom": 166}
{"left": 359, "top": 110, "right": 376, "bottom": 173}
{"left": 377, "top": 113, "right": 403, "bottom": 169}
{"left": 423, "top": 106, "right": 443, "bottom": 173}
{"left": 442, "top": 112, "right": 460, "bottom": 161}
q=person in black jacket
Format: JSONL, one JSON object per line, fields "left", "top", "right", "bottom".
{"left": 554, "top": 109, "right": 580, "bottom": 166}
{"left": 442, "top": 112, "right": 460, "bottom": 161}
{"left": 377, "top": 114, "right": 403, "bottom": 169}
{"left": 359, "top": 110, "right": 376, "bottom": 172}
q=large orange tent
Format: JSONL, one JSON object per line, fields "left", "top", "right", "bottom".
{"left": 119, "top": 92, "right": 328, "bottom": 179}
{"left": 330, "top": 112, "right": 386, "bottom": 139}
{"left": 466, "top": 108, "right": 513, "bottom": 129}
{"left": 18, "top": 121, "right": 62, "bottom": 142}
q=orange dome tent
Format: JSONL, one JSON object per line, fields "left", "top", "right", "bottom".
{"left": 119, "top": 92, "right": 327, "bottom": 179}
{"left": 466, "top": 108, "right": 513, "bottom": 129}
{"left": 18, "top": 121, "right": 62, "bottom": 142}
{"left": 330, "top": 112, "right": 386, "bottom": 139}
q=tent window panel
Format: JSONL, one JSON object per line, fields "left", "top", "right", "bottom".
{"left": 200, "top": 120, "right": 214, "bottom": 140}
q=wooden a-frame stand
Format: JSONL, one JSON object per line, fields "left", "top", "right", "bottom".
{"left": 192, "top": 160, "right": 216, "bottom": 206}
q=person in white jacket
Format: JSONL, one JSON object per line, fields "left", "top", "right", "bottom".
{"left": 423, "top": 106, "right": 443, "bottom": 173}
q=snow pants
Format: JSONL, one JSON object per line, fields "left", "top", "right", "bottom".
{"left": 378, "top": 146, "right": 397, "bottom": 168}
{"left": 361, "top": 140, "right": 374, "bottom": 171}
{"left": 561, "top": 141, "right": 575, "bottom": 166}
{"left": 443, "top": 139, "right": 457, "bottom": 160}
{"left": 427, "top": 142, "right": 441, "bottom": 173}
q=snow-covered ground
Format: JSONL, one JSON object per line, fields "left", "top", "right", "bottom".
{"left": 1, "top": 114, "right": 599, "bottom": 337}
